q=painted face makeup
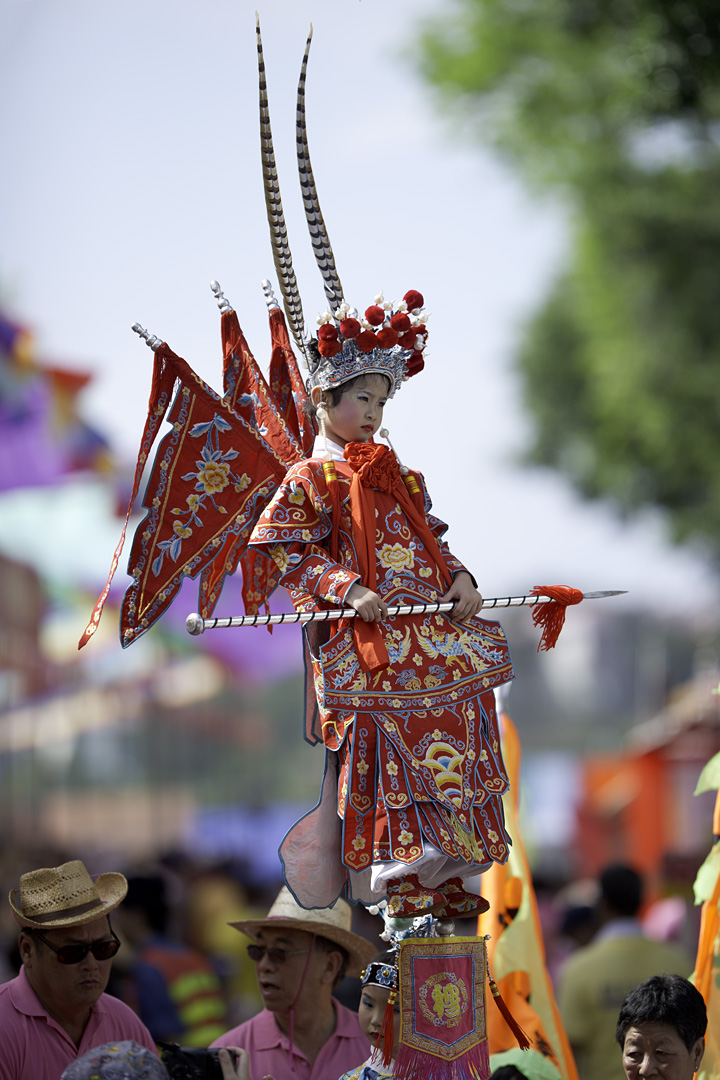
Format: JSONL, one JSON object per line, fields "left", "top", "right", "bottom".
{"left": 321, "top": 374, "right": 390, "bottom": 447}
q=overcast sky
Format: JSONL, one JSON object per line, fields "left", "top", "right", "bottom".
{"left": 1, "top": 0, "right": 718, "bottom": 627}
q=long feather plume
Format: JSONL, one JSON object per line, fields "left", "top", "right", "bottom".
{"left": 256, "top": 14, "right": 307, "bottom": 352}
{"left": 296, "top": 25, "right": 344, "bottom": 315}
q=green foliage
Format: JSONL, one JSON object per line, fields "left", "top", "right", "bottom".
{"left": 417, "top": 0, "right": 720, "bottom": 555}
{"left": 418, "top": 0, "right": 720, "bottom": 184}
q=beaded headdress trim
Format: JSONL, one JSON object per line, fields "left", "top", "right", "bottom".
{"left": 361, "top": 960, "right": 399, "bottom": 991}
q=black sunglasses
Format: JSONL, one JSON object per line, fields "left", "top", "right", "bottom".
{"left": 31, "top": 929, "right": 121, "bottom": 965}
{"left": 246, "top": 943, "right": 310, "bottom": 965}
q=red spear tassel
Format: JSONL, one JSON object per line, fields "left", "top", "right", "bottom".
{"left": 488, "top": 976, "right": 531, "bottom": 1051}
{"left": 530, "top": 585, "right": 584, "bottom": 652}
{"left": 372, "top": 989, "right": 397, "bottom": 1068}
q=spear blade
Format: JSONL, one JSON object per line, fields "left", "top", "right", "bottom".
{"left": 578, "top": 590, "right": 627, "bottom": 598}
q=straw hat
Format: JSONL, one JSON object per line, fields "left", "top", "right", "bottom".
{"left": 9, "top": 859, "right": 128, "bottom": 930}
{"left": 230, "top": 886, "right": 377, "bottom": 977}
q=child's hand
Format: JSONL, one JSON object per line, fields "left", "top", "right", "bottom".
{"left": 346, "top": 582, "right": 389, "bottom": 623}
{"left": 440, "top": 572, "right": 483, "bottom": 623}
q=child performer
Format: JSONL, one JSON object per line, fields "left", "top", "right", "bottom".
{"left": 249, "top": 289, "right": 515, "bottom": 919}
{"left": 339, "top": 950, "right": 401, "bottom": 1080}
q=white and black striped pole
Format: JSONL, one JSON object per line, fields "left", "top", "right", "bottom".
{"left": 185, "top": 590, "right": 625, "bottom": 636}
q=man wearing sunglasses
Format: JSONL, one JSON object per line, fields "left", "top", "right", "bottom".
{"left": 1, "top": 859, "right": 157, "bottom": 1080}
{"left": 211, "top": 886, "right": 378, "bottom": 1080}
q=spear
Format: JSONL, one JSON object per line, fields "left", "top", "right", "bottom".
{"left": 185, "top": 589, "right": 625, "bottom": 637}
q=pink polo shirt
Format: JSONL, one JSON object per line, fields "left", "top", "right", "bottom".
{"left": 0, "top": 966, "right": 157, "bottom": 1080}
{"left": 211, "top": 998, "right": 370, "bottom": 1080}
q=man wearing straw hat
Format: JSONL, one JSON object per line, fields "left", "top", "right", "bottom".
{"left": 1, "top": 859, "right": 157, "bottom": 1080}
{"left": 211, "top": 886, "right": 377, "bottom": 1080}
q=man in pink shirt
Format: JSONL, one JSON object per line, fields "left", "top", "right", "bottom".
{"left": 0, "top": 859, "right": 157, "bottom": 1080}
{"left": 211, "top": 887, "right": 377, "bottom": 1080}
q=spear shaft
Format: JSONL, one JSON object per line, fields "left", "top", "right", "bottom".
{"left": 185, "top": 590, "right": 625, "bottom": 636}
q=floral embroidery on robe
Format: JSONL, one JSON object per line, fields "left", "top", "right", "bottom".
{"left": 249, "top": 446, "right": 514, "bottom": 893}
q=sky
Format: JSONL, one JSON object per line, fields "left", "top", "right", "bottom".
{"left": 1, "top": 0, "right": 718, "bottom": 629}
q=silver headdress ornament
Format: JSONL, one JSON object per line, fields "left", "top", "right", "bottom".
{"left": 256, "top": 16, "right": 429, "bottom": 398}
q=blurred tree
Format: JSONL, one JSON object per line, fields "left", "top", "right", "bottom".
{"left": 417, "top": 0, "right": 720, "bottom": 553}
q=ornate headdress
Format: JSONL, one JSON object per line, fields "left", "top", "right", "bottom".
{"left": 257, "top": 17, "right": 429, "bottom": 397}
{"left": 362, "top": 957, "right": 400, "bottom": 993}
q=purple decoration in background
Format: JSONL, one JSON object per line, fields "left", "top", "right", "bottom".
{"left": 186, "top": 803, "right": 309, "bottom": 885}
{"left": 114, "top": 570, "right": 304, "bottom": 683}
{"left": 0, "top": 377, "right": 66, "bottom": 490}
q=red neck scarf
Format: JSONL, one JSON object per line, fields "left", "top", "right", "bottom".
{"left": 342, "top": 443, "right": 453, "bottom": 672}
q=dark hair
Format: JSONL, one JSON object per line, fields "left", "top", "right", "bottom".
{"left": 490, "top": 1067, "right": 526, "bottom": 1080}
{"left": 600, "top": 865, "right": 643, "bottom": 917}
{"left": 315, "top": 934, "right": 350, "bottom": 987}
{"left": 370, "top": 948, "right": 397, "bottom": 966}
{"left": 616, "top": 975, "right": 707, "bottom": 1051}
{"left": 123, "top": 875, "right": 170, "bottom": 935}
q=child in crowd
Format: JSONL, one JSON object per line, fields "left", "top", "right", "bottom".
{"left": 338, "top": 950, "right": 400, "bottom": 1080}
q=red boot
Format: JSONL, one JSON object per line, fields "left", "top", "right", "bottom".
{"left": 385, "top": 874, "right": 446, "bottom": 918}
{"left": 433, "top": 877, "right": 490, "bottom": 920}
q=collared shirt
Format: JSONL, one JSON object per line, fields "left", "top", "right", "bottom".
{"left": 311, "top": 436, "right": 347, "bottom": 462}
{"left": 0, "top": 966, "right": 157, "bottom": 1080}
{"left": 558, "top": 925, "right": 691, "bottom": 1080}
{"left": 592, "top": 916, "right": 643, "bottom": 943}
{"left": 211, "top": 999, "right": 370, "bottom": 1080}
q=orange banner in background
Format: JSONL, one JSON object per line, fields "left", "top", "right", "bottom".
{"left": 478, "top": 711, "right": 578, "bottom": 1080}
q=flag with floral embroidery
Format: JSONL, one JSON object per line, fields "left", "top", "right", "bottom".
{"left": 197, "top": 306, "right": 305, "bottom": 620}
{"left": 118, "top": 344, "right": 290, "bottom": 647}
{"left": 79, "top": 339, "right": 291, "bottom": 649}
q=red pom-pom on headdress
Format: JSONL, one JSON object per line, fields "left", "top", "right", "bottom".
{"left": 318, "top": 338, "right": 341, "bottom": 358}
{"left": 340, "top": 317, "right": 361, "bottom": 339}
{"left": 377, "top": 327, "right": 399, "bottom": 349}
{"left": 309, "top": 290, "right": 429, "bottom": 394}
{"left": 405, "top": 352, "right": 425, "bottom": 377}
{"left": 403, "top": 289, "right": 424, "bottom": 311}
{"left": 365, "top": 305, "right": 385, "bottom": 327}
{"left": 357, "top": 330, "right": 379, "bottom": 353}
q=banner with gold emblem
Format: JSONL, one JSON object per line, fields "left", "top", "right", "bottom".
{"left": 395, "top": 936, "right": 489, "bottom": 1080}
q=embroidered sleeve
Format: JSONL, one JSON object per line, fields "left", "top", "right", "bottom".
{"left": 414, "top": 470, "right": 478, "bottom": 586}
{"left": 249, "top": 464, "right": 360, "bottom": 606}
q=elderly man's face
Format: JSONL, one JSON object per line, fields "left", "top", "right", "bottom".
{"left": 622, "top": 1022, "right": 704, "bottom": 1080}
{"left": 250, "top": 928, "right": 335, "bottom": 1014}
{"left": 20, "top": 916, "right": 116, "bottom": 1017}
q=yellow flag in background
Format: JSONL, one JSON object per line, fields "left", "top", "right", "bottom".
{"left": 478, "top": 711, "right": 579, "bottom": 1080}
{"left": 691, "top": 752, "right": 720, "bottom": 1080}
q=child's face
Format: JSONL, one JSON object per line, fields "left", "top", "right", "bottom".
{"left": 322, "top": 374, "right": 389, "bottom": 447}
{"left": 358, "top": 982, "right": 401, "bottom": 1061}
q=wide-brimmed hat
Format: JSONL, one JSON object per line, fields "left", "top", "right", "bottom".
{"left": 9, "top": 859, "right": 128, "bottom": 930}
{"left": 230, "top": 886, "right": 376, "bottom": 977}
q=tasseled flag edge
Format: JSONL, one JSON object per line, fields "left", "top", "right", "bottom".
{"left": 488, "top": 976, "right": 532, "bottom": 1051}
{"left": 394, "top": 1040, "right": 490, "bottom": 1080}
